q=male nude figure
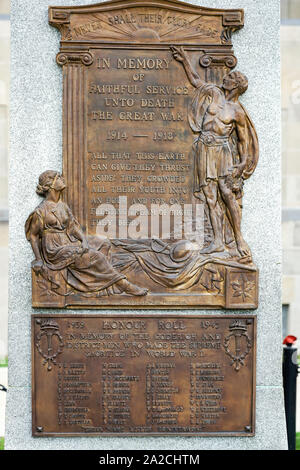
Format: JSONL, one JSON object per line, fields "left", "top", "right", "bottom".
{"left": 171, "top": 46, "right": 258, "bottom": 259}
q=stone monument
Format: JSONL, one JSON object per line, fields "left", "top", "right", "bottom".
{"left": 6, "top": 0, "right": 287, "bottom": 450}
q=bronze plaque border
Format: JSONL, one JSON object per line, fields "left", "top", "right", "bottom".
{"left": 32, "top": 314, "right": 256, "bottom": 437}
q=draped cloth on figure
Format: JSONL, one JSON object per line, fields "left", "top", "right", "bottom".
{"left": 112, "top": 239, "right": 252, "bottom": 292}
{"left": 188, "top": 83, "right": 259, "bottom": 193}
{"left": 25, "top": 200, "right": 125, "bottom": 294}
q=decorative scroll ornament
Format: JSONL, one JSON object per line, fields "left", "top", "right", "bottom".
{"left": 220, "top": 26, "right": 240, "bottom": 45}
{"left": 224, "top": 320, "right": 252, "bottom": 371}
{"left": 35, "top": 319, "right": 64, "bottom": 371}
{"left": 199, "top": 53, "right": 237, "bottom": 69}
{"left": 56, "top": 51, "right": 94, "bottom": 66}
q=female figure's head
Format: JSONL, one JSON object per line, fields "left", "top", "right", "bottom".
{"left": 36, "top": 171, "right": 66, "bottom": 197}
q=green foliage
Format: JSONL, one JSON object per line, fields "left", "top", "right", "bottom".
{"left": 0, "top": 437, "right": 4, "bottom": 450}
{"left": 0, "top": 356, "right": 8, "bottom": 368}
{"left": 297, "top": 433, "right": 300, "bottom": 451}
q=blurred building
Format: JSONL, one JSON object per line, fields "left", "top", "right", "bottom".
{"left": 0, "top": 0, "right": 9, "bottom": 358}
{"left": 282, "top": 0, "right": 300, "bottom": 345}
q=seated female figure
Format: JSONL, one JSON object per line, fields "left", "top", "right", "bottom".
{"left": 25, "top": 170, "right": 148, "bottom": 297}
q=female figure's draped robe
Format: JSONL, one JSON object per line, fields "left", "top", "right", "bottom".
{"left": 25, "top": 200, "right": 124, "bottom": 294}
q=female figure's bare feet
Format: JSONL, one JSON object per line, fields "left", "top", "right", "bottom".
{"left": 117, "top": 279, "right": 148, "bottom": 296}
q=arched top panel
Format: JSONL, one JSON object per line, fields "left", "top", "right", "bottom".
{"left": 49, "top": 0, "right": 244, "bottom": 45}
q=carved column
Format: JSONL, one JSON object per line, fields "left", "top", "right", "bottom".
{"left": 57, "top": 51, "right": 94, "bottom": 228}
{"left": 200, "top": 53, "right": 238, "bottom": 85}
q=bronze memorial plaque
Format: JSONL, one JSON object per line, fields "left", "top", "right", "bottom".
{"left": 25, "top": 0, "right": 259, "bottom": 309}
{"left": 32, "top": 315, "right": 256, "bottom": 436}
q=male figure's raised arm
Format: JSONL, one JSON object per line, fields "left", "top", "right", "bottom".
{"left": 170, "top": 46, "right": 205, "bottom": 88}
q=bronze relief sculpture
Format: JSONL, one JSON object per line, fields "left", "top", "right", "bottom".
{"left": 171, "top": 46, "right": 258, "bottom": 262}
{"left": 29, "top": 0, "right": 259, "bottom": 440}
{"left": 26, "top": 0, "right": 259, "bottom": 308}
{"left": 26, "top": 170, "right": 148, "bottom": 299}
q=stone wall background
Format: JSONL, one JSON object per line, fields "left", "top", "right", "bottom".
{"left": 0, "top": 0, "right": 9, "bottom": 360}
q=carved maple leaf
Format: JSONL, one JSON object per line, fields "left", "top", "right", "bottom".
{"left": 37, "top": 279, "right": 58, "bottom": 297}
{"left": 231, "top": 274, "right": 255, "bottom": 302}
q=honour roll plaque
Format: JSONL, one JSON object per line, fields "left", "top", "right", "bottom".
{"left": 32, "top": 315, "right": 256, "bottom": 436}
